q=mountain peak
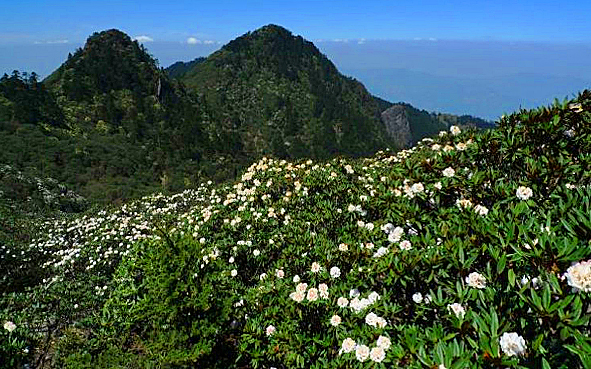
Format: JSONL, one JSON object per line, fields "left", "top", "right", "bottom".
{"left": 45, "top": 28, "right": 160, "bottom": 100}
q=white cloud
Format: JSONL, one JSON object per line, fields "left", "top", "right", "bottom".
{"left": 187, "top": 37, "right": 201, "bottom": 45}
{"left": 133, "top": 35, "right": 154, "bottom": 43}
{"left": 203, "top": 40, "right": 215, "bottom": 44}
{"left": 34, "top": 39, "right": 69, "bottom": 45}
{"left": 332, "top": 38, "right": 349, "bottom": 43}
{"left": 429, "top": 37, "right": 438, "bottom": 42}
{"left": 357, "top": 38, "right": 366, "bottom": 44}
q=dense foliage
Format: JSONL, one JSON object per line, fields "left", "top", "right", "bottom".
{"left": 179, "top": 24, "right": 396, "bottom": 159}
{"left": 166, "top": 57, "right": 206, "bottom": 79}
{"left": 0, "top": 71, "right": 64, "bottom": 129}
{"left": 1, "top": 26, "right": 494, "bottom": 206}
{"left": 1, "top": 91, "right": 589, "bottom": 368}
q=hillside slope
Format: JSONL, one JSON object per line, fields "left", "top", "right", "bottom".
{"left": 1, "top": 90, "right": 589, "bottom": 368}
{"left": 178, "top": 24, "right": 395, "bottom": 158}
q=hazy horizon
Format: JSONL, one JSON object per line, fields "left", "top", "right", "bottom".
{"left": 3, "top": 36, "right": 589, "bottom": 121}
{"left": 2, "top": 0, "right": 590, "bottom": 120}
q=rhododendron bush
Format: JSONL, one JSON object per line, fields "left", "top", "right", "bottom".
{"left": 1, "top": 92, "right": 591, "bottom": 368}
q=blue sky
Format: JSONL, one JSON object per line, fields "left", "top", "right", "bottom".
{"left": 1, "top": 0, "right": 590, "bottom": 120}
{"left": 1, "top": 0, "right": 590, "bottom": 45}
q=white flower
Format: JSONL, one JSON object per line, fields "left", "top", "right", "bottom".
{"left": 356, "top": 344, "right": 370, "bottom": 362}
{"left": 228, "top": 256, "right": 235, "bottom": 263}
{"left": 337, "top": 297, "right": 349, "bottom": 308}
{"left": 307, "top": 288, "right": 319, "bottom": 301}
{"left": 412, "top": 292, "right": 423, "bottom": 303}
{"left": 387, "top": 227, "right": 404, "bottom": 243}
{"left": 276, "top": 269, "right": 285, "bottom": 279}
{"left": 367, "top": 291, "right": 381, "bottom": 303}
{"left": 456, "top": 198, "right": 473, "bottom": 209}
{"left": 350, "top": 289, "right": 360, "bottom": 298}
{"left": 330, "top": 315, "right": 342, "bottom": 326}
{"left": 3, "top": 321, "right": 16, "bottom": 332}
{"left": 439, "top": 365, "right": 447, "bottom": 369}
{"left": 373, "top": 247, "right": 389, "bottom": 258}
{"left": 376, "top": 335, "right": 391, "bottom": 351}
{"left": 231, "top": 269, "right": 238, "bottom": 277}
{"left": 411, "top": 183, "right": 424, "bottom": 194}
{"left": 338, "top": 243, "right": 349, "bottom": 251}
{"left": 341, "top": 338, "right": 356, "bottom": 353}
{"left": 365, "top": 222, "right": 375, "bottom": 231}
{"left": 370, "top": 346, "right": 386, "bottom": 362}
{"left": 365, "top": 312, "right": 379, "bottom": 326}
{"left": 499, "top": 332, "right": 527, "bottom": 356}
{"left": 311, "top": 262, "right": 321, "bottom": 273}
{"left": 381, "top": 223, "right": 394, "bottom": 233}
{"left": 434, "top": 182, "right": 442, "bottom": 190}
{"left": 439, "top": 130, "right": 447, "bottom": 137}
{"left": 330, "top": 266, "right": 341, "bottom": 278}
{"left": 318, "top": 283, "right": 329, "bottom": 299}
{"left": 465, "top": 272, "right": 487, "bottom": 289}
{"left": 564, "top": 260, "right": 591, "bottom": 292}
{"left": 399, "top": 240, "right": 412, "bottom": 251}
{"left": 253, "top": 249, "right": 260, "bottom": 257}
{"left": 474, "top": 204, "right": 489, "bottom": 216}
{"left": 450, "top": 125, "right": 461, "bottom": 135}
{"left": 265, "top": 324, "right": 276, "bottom": 337}
{"left": 431, "top": 144, "right": 441, "bottom": 151}
{"left": 290, "top": 291, "right": 305, "bottom": 302}
{"left": 442, "top": 167, "right": 455, "bottom": 178}
{"left": 293, "top": 275, "right": 300, "bottom": 283}
{"left": 447, "top": 303, "right": 466, "bottom": 319}
{"left": 259, "top": 273, "right": 267, "bottom": 280}
{"left": 516, "top": 186, "right": 533, "bottom": 201}
{"left": 296, "top": 282, "right": 308, "bottom": 293}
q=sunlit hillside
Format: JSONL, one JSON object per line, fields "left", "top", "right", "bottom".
{"left": 1, "top": 92, "right": 590, "bottom": 368}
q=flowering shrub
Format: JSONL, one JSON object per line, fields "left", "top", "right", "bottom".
{"left": 1, "top": 91, "right": 591, "bottom": 368}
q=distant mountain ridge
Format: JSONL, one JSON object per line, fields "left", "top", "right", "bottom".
{"left": 166, "top": 57, "right": 206, "bottom": 79}
{"left": 2, "top": 25, "right": 492, "bottom": 205}
{"left": 168, "top": 25, "right": 492, "bottom": 151}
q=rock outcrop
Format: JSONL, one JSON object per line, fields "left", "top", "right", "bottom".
{"left": 381, "top": 104, "right": 412, "bottom": 148}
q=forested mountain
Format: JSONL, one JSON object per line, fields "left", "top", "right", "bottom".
{"left": 171, "top": 25, "right": 492, "bottom": 152}
{"left": 0, "top": 25, "right": 492, "bottom": 206}
{"left": 177, "top": 24, "right": 394, "bottom": 159}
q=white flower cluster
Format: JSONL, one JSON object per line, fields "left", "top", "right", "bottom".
{"left": 365, "top": 312, "right": 387, "bottom": 328}
{"left": 348, "top": 290, "right": 381, "bottom": 313}
{"left": 442, "top": 167, "right": 456, "bottom": 178}
{"left": 289, "top": 282, "right": 329, "bottom": 302}
{"left": 340, "top": 335, "right": 391, "bottom": 363}
{"left": 3, "top": 321, "right": 16, "bottom": 332}
{"left": 447, "top": 303, "right": 466, "bottom": 319}
{"left": 516, "top": 186, "right": 533, "bottom": 201}
{"left": 465, "top": 272, "right": 487, "bottom": 289}
{"left": 265, "top": 324, "right": 276, "bottom": 337}
{"left": 347, "top": 204, "right": 366, "bottom": 216}
{"left": 411, "top": 292, "right": 432, "bottom": 304}
{"left": 564, "top": 259, "right": 591, "bottom": 292}
{"left": 382, "top": 223, "right": 404, "bottom": 243}
{"left": 499, "top": 332, "right": 527, "bottom": 356}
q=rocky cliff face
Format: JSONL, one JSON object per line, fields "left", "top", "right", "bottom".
{"left": 381, "top": 104, "right": 412, "bottom": 148}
